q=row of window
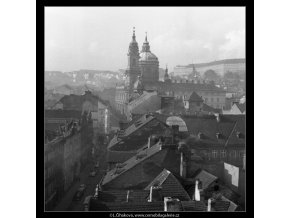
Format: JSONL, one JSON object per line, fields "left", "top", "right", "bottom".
{"left": 46, "top": 182, "right": 55, "bottom": 198}
{"left": 204, "top": 97, "right": 220, "bottom": 103}
{"left": 192, "top": 149, "right": 245, "bottom": 159}
{"left": 45, "top": 166, "right": 54, "bottom": 180}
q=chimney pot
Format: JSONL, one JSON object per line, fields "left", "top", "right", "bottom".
{"left": 207, "top": 198, "right": 211, "bottom": 211}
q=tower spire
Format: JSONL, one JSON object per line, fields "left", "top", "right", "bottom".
{"left": 145, "top": 32, "right": 147, "bottom": 42}
{"left": 132, "top": 27, "right": 136, "bottom": 40}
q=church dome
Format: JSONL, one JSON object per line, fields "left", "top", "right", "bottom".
{"left": 139, "top": 52, "right": 158, "bottom": 62}
{"left": 139, "top": 33, "right": 158, "bottom": 63}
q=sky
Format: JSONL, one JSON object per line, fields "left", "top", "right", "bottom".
{"left": 45, "top": 7, "right": 245, "bottom": 72}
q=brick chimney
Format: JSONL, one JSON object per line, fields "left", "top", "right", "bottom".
{"left": 148, "top": 186, "right": 162, "bottom": 202}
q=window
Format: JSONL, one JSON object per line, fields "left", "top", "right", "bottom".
{"left": 205, "top": 98, "right": 208, "bottom": 103}
{"left": 212, "top": 150, "right": 218, "bottom": 158}
{"left": 231, "top": 150, "right": 236, "bottom": 159}
{"left": 217, "top": 98, "right": 219, "bottom": 102}
{"left": 239, "top": 151, "right": 244, "bottom": 159}
{"left": 211, "top": 98, "right": 214, "bottom": 102}
{"left": 220, "top": 150, "right": 227, "bottom": 158}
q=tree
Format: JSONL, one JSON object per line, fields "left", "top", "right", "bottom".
{"left": 203, "top": 70, "right": 220, "bottom": 83}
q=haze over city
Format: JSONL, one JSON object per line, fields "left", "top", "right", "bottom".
{"left": 45, "top": 7, "right": 245, "bottom": 72}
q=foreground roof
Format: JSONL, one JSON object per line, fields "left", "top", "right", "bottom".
{"left": 145, "top": 169, "right": 191, "bottom": 201}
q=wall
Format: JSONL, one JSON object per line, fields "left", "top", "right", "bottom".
{"left": 44, "top": 119, "right": 93, "bottom": 210}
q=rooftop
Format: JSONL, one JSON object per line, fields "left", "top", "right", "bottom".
{"left": 144, "top": 169, "right": 191, "bottom": 201}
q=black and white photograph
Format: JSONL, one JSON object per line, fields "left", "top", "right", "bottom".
{"left": 43, "top": 5, "right": 249, "bottom": 214}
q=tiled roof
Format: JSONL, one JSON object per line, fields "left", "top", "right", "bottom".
{"left": 182, "top": 114, "right": 245, "bottom": 146}
{"left": 235, "top": 102, "right": 246, "bottom": 113}
{"left": 220, "top": 196, "right": 238, "bottom": 211}
{"left": 193, "top": 170, "right": 218, "bottom": 190}
{"left": 90, "top": 200, "right": 165, "bottom": 211}
{"left": 98, "top": 190, "right": 150, "bottom": 202}
{"left": 145, "top": 169, "right": 191, "bottom": 201}
{"left": 102, "top": 142, "right": 166, "bottom": 186}
{"left": 202, "top": 104, "right": 222, "bottom": 113}
{"left": 180, "top": 201, "right": 207, "bottom": 211}
{"left": 212, "top": 200, "right": 231, "bottom": 211}
{"left": 106, "top": 150, "right": 138, "bottom": 163}
{"left": 107, "top": 114, "right": 156, "bottom": 150}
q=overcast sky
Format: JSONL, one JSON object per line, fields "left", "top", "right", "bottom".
{"left": 45, "top": 7, "right": 245, "bottom": 72}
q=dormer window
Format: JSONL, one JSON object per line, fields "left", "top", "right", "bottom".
{"left": 216, "top": 133, "right": 222, "bottom": 139}
{"left": 198, "top": 132, "right": 204, "bottom": 140}
{"left": 236, "top": 131, "right": 244, "bottom": 138}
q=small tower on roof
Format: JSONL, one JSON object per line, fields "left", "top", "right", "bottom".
{"left": 164, "top": 64, "right": 171, "bottom": 83}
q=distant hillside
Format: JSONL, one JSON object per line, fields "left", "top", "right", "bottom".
{"left": 45, "top": 70, "right": 124, "bottom": 90}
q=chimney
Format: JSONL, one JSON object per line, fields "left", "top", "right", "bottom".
{"left": 147, "top": 136, "right": 155, "bottom": 148}
{"left": 126, "top": 190, "right": 130, "bottom": 202}
{"left": 207, "top": 198, "right": 211, "bottom": 211}
{"left": 164, "top": 197, "right": 180, "bottom": 211}
{"left": 194, "top": 180, "right": 200, "bottom": 201}
{"left": 94, "top": 184, "right": 100, "bottom": 198}
{"left": 180, "top": 152, "right": 187, "bottom": 178}
{"left": 172, "top": 125, "right": 179, "bottom": 142}
{"left": 148, "top": 186, "right": 162, "bottom": 202}
{"left": 215, "top": 113, "right": 220, "bottom": 122}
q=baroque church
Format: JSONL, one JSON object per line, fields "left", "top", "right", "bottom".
{"left": 115, "top": 28, "right": 226, "bottom": 119}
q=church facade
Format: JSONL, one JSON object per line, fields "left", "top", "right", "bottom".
{"left": 115, "top": 28, "right": 226, "bottom": 119}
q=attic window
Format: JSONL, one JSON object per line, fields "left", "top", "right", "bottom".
{"left": 216, "top": 133, "right": 222, "bottom": 139}
{"left": 236, "top": 132, "right": 244, "bottom": 138}
{"left": 198, "top": 132, "right": 205, "bottom": 139}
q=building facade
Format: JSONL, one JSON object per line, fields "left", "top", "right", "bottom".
{"left": 115, "top": 29, "right": 227, "bottom": 118}
{"left": 174, "top": 59, "right": 245, "bottom": 77}
{"left": 44, "top": 111, "right": 93, "bottom": 211}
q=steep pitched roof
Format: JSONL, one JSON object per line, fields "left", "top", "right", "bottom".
{"left": 98, "top": 190, "right": 150, "bottom": 202}
{"left": 90, "top": 200, "right": 164, "bottom": 211}
{"left": 106, "top": 150, "right": 138, "bottom": 163}
{"left": 107, "top": 114, "right": 155, "bottom": 150}
{"left": 212, "top": 200, "right": 231, "bottom": 211}
{"left": 180, "top": 201, "right": 207, "bottom": 211}
{"left": 102, "top": 142, "right": 167, "bottom": 186}
{"left": 235, "top": 102, "right": 246, "bottom": 113}
{"left": 182, "top": 114, "right": 245, "bottom": 146}
{"left": 193, "top": 170, "right": 218, "bottom": 190}
{"left": 202, "top": 103, "right": 222, "bottom": 113}
{"left": 145, "top": 169, "right": 191, "bottom": 201}
{"left": 184, "top": 92, "right": 203, "bottom": 102}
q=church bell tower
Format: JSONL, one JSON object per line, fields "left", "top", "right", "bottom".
{"left": 125, "top": 27, "right": 141, "bottom": 95}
